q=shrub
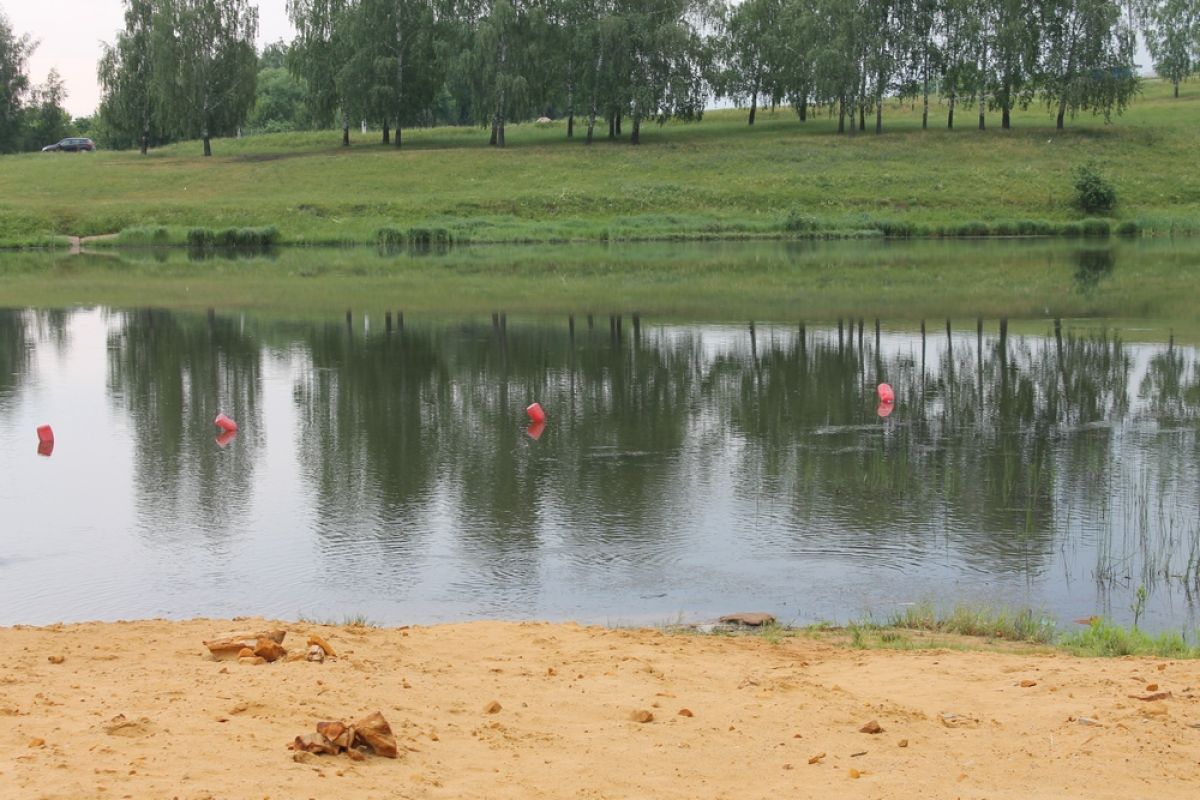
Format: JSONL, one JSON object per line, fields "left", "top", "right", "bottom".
{"left": 1016, "top": 220, "right": 1054, "bottom": 236}
{"left": 187, "top": 227, "right": 215, "bottom": 249}
{"left": 1080, "top": 218, "right": 1111, "bottom": 237}
{"left": 1115, "top": 220, "right": 1141, "bottom": 238}
{"left": 376, "top": 226, "right": 406, "bottom": 247}
{"left": 1073, "top": 162, "right": 1116, "bottom": 213}
{"left": 783, "top": 208, "right": 820, "bottom": 233}
{"left": 190, "top": 226, "right": 276, "bottom": 252}
{"left": 121, "top": 225, "right": 170, "bottom": 245}
{"left": 871, "top": 219, "right": 916, "bottom": 238}
{"left": 1059, "top": 222, "right": 1083, "bottom": 238}
{"left": 954, "top": 221, "right": 989, "bottom": 237}
{"left": 991, "top": 221, "right": 1018, "bottom": 236}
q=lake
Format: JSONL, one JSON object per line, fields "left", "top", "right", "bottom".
{"left": 1, "top": 240, "right": 1199, "bottom": 633}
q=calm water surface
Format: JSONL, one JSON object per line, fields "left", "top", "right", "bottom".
{"left": 1, "top": 303, "right": 1199, "bottom": 632}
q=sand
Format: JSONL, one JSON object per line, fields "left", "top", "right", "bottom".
{"left": 1, "top": 618, "right": 1198, "bottom": 799}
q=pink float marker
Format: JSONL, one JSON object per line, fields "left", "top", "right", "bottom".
{"left": 214, "top": 413, "right": 239, "bottom": 433}
{"left": 526, "top": 402, "right": 546, "bottom": 424}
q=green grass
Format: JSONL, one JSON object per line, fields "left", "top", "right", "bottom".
{"left": 835, "top": 604, "right": 1200, "bottom": 657}
{"left": 883, "top": 601, "right": 1059, "bottom": 644}
{"left": 1, "top": 80, "right": 1197, "bottom": 247}
{"left": 3, "top": 238, "right": 1200, "bottom": 327}
{"left": 297, "top": 612, "right": 379, "bottom": 628}
{"left": 1060, "top": 618, "right": 1200, "bottom": 658}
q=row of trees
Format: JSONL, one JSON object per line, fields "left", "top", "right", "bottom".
{"left": 720, "top": 0, "right": 1156, "bottom": 134}
{"left": 53, "top": 0, "right": 1200, "bottom": 155}
{"left": 0, "top": 10, "right": 73, "bottom": 153}
{"left": 99, "top": 0, "right": 258, "bottom": 156}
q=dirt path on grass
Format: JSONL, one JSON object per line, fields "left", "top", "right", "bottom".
{"left": 65, "top": 233, "right": 120, "bottom": 254}
{"left": 1, "top": 619, "right": 1197, "bottom": 799}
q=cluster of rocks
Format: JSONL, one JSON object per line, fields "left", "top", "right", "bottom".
{"left": 202, "top": 629, "right": 337, "bottom": 665}
{"left": 290, "top": 711, "right": 398, "bottom": 761}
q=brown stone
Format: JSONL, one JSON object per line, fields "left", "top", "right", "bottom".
{"left": 718, "top": 612, "right": 776, "bottom": 627}
{"left": 352, "top": 711, "right": 398, "bottom": 758}
{"left": 1146, "top": 683, "right": 1159, "bottom": 692}
{"left": 898, "top": 739, "right": 909, "bottom": 748}
{"left": 630, "top": 710, "right": 654, "bottom": 723}
{"left": 1130, "top": 692, "right": 1171, "bottom": 702}
{"left": 292, "top": 750, "right": 316, "bottom": 764}
{"left": 316, "top": 721, "right": 347, "bottom": 742}
{"left": 1020, "top": 680, "right": 1038, "bottom": 688}
{"left": 238, "top": 648, "right": 255, "bottom": 659}
{"left": 28, "top": 737, "right": 45, "bottom": 748}
{"left": 47, "top": 655, "right": 65, "bottom": 665}
{"left": 306, "top": 645, "right": 325, "bottom": 663}
{"left": 293, "top": 732, "right": 339, "bottom": 755}
{"left": 307, "top": 634, "right": 337, "bottom": 658}
{"left": 254, "top": 638, "right": 287, "bottom": 663}
{"left": 318, "top": 721, "right": 355, "bottom": 750}
{"left": 807, "top": 752, "right": 826, "bottom": 765}
{"left": 848, "top": 768, "right": 862, "bottom": 779}
{"left": 483, "top": 701, "right": 502, "bottom": 715}
{"left": 239, "top": 656, "right": 266, "bottom": 666}
{"left": 678, "top": 708, "right": 694, "bottom": 717}
{"left": 345, "top": 747, "right": 366, "bottom": 762}
{"left": 859, "top": 720, "right": 883, "bottom": 734}
{"left": 204, "top": 630, "right": 287, "bottom": 661}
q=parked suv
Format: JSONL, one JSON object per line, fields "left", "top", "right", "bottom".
{"left": 42, "top": 137, "right": 95, "bottom": 153}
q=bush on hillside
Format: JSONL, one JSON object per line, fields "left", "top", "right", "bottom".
{"left": 1073, "top": 162, "right": 1116, "bottom": 214}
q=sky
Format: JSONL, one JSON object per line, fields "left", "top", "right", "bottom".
{"left": 3, "top": 1, "right": 294, "bottom": 118}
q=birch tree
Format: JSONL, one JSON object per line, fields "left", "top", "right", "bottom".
{"left": 154, "top": 0, "right": 258, "bottom": 156}
{"left": 287, "top": 0, "right": 356, "bottom": 145}
{"left": 0, "top": 8, "right": 33, "bottom": 153}
{"left": 1141, "top": 0, "right": 1199, "bottom": 97}
{"left": 98, "top": 0, "right": 159, "bottom": 153}
{"left": 1039, "top": 0, "right": 1138, "bottom": 129}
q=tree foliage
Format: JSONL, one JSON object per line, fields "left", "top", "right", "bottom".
{"left": 152, "top": 0, "right": 259, "bottom": 156}
{"left": 72, "top": 0, "right": 1184, "bottom": 155}
{"left": 0, "top": 7, "right": 34, "bottom": 153}
{"left": 1140, "top": 0, "right": 1200, "bottom": 97}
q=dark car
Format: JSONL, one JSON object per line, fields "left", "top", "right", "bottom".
{"left": 42, "top": 137, "right": 95, "bottom": 153}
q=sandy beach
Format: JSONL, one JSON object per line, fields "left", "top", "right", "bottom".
{"left": 1, "top": 618, "right": 1197, "bottom": 799}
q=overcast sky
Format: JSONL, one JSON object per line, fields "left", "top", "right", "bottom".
{"left": 4, "top": 1, "right": 294, "bottom": 118}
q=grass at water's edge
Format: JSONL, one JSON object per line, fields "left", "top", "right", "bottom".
{"left": 672, "top": 602, "right": 1200, "bottom": 659}
{"left": 0, "top": 80, "right": 1197, "bottom": 248}
{"left": 4, "top": 238, "right": 1200, "bottom": 329}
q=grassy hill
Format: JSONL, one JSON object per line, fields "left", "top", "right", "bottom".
{"left": 1, "top": 79, "right": 1197, "bottom": 247}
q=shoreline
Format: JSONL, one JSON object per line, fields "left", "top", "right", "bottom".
{"left": 2, "top": 617, "right": 1197, "bottom": 798}
{"left": 3, "top": 218, "right": 1184, "bottom": 252}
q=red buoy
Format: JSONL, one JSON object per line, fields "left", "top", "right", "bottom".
{"left": 526, "top": 402, "right": 546, "bottom": 424}
{"left": 215, "top": 429, "right": 238, "bottom": 449}
{"left": 214, "top": 413, "right": 238, "bottom": 433}
{"left": 37, "top": 424, "right": 54, "bottom": 443}
{"left": 877, "top": 383, "right": 895, "bottom": 404}
{"left": 526, "top": 420, "right": 546, "bottom": 441}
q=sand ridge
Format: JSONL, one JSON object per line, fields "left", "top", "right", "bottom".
{"left": 1, "top": 618, "right": 1198, "bottom": 799}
